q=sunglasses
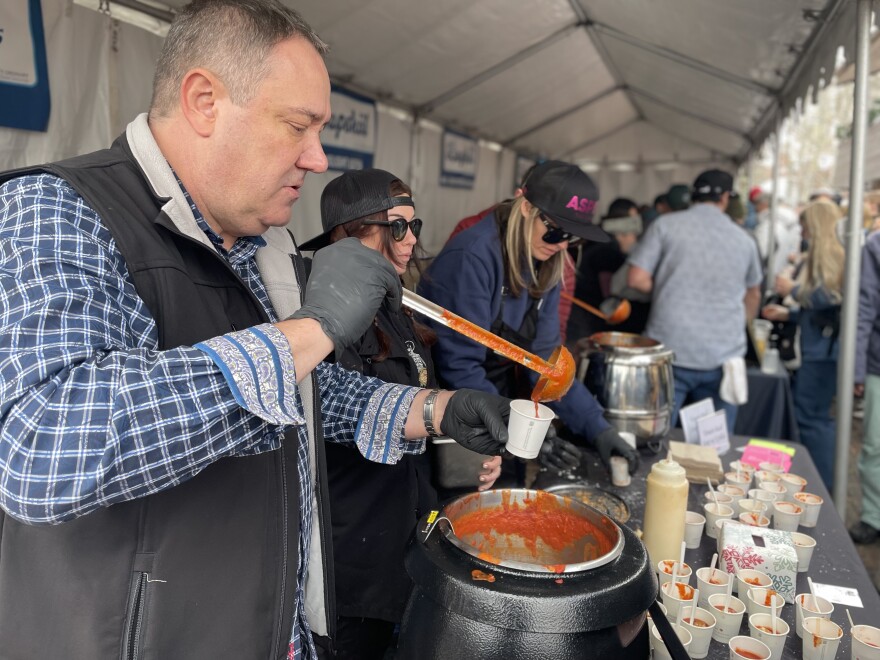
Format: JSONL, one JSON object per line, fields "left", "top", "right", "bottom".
{"left": 539, "top": 215, "right": 583, "bottom": 245}
{"left": 362, "top": 217, "right": 423, "bottom": 242}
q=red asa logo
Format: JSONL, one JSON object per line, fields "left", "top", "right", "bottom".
{"left": 565, "top": 196, "right": 596, "bottom": 216}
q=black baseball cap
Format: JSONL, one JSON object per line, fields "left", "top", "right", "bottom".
{"left": 692, "top": 169, "right": 734, "bottom": 197}
{"left": 521, "top": 160, "right": 609, "bottom": 242}
{"left": 299, "top": 168, "right": 414, "bottom": 251}
{"left": 667, "top": 184, "right": 691, "bottom": 211}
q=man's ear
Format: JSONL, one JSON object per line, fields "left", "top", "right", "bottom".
{"left": 179, "top": 68, "right": 224, "bottom": 137}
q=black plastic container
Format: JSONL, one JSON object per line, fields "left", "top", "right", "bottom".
{"left": 396, "top": 489, "right": 657, "bottom": 659}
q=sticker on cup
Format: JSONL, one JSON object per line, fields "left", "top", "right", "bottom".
{"left": 505, "top": 400, "right": 554, "bottom": 459}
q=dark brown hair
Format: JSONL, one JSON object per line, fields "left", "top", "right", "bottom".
{"left": 329, "top": 179, "right": 436, "bottom": 361}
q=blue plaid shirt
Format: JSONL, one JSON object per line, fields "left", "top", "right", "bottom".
{"left": 0, "top": 173, "right": 423, "bottom": 659}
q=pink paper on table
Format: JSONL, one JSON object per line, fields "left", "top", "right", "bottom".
{"left": 740, "top": 444, "right": 792, "bottom": 471}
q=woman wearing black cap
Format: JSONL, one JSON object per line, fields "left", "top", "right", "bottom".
{"left": 299, "top": 169, "right": 502, "bottom": 660}
{"left": 418, "top": 160, "right": 640, "bottom": 480}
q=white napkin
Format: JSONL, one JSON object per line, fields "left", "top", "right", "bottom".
{"left": 720, "top": 357, "right": 748, "bottom": 405}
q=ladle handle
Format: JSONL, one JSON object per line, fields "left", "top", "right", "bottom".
{"left": 559, "top": 291, "right": 608, "bottom": 321}
{"left": 401, "top": 289, "right": 552, "bottom": 376}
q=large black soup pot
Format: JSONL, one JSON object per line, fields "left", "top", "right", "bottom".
{"left": 396, "top": 489, "right": 663, "bottom": 660}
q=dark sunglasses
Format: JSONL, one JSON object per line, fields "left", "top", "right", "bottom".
{"left": 539, "top": 214, "right": 583, "bottom": 245}
{"left": 363, "top": 217, "right": 423, "bottom": 242}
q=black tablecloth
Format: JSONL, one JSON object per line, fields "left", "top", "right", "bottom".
{"left": 534, "top": 433, "right": 877, "bottom": 659}
{"left": 734, "top": 367, "right": 800, "bottom": 443}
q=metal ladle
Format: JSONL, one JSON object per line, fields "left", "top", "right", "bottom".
{"left": 561, "top": 292, "right": 631, "bottom": 325}
{"left": 401, "top": 289, "right": 575, "bottom": 402}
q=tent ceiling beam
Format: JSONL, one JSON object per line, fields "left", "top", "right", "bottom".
{"left": 502, "top": 84, "right": 621, "bottom": 147}
{"left": 641, "top": 120, "right": 737, "bottom": 165}
{"left": 628, "top": 86, "right": 751, "bottom": 143}
{"left": 556, "top": 117, "right": 639, "bottom": 159}
{"left": 588, "top": 20, "right": 775, "bottom": 96}
{"left": 415, "top": 22, "right": 583, "bottom": 115}
{"left": 110, "top": 0, "right": 175, "bottom": 23}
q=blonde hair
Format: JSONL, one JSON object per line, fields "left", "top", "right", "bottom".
{"left": 797, "top": 200, "right": 845, "bottom": 305}
{"left": 502, "top": 198, "right": 565, "bottom": 297}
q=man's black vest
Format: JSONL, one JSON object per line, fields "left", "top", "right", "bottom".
{"left": 0, "top": 136, "right": 312, "bottom": 659}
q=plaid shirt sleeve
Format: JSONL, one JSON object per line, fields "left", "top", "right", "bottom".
{"left": 0, "top": 175, "right": 282, "bottom": 525}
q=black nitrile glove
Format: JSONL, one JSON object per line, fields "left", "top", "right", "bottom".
{"left": 538, "top": 428, "right": 582, "bottom": 471}
{"left": 290, "top": 238, "right": 402, "bottom": 352}
{"left": 440, "top": 389, "right": 510, "bottom": 456}
{"left": 594, "top": 427, "right": 640, "bottom": 474}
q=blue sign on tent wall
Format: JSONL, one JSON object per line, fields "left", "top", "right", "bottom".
{"left": 324, "top": 86, "right": 377, "bottom": 171}
{"left": 0, "top": 0, "right": 50, "bottom": 132}
{"left": 440, "top": 130, "right": 478, "bottom": 189}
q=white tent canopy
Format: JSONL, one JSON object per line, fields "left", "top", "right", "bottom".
{"left": 0, "top": 0, "right": 870, "bottom": 252}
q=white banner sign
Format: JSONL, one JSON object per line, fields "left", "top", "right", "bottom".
{"left": 323, "top": 87, "right": 377, "bottom": 171}
{"left": 440, "top": 130, "right": 478, "bottom": 189}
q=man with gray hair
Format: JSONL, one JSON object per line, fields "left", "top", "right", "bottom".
{"left": 0, "top": 1, "right": 510, "bottom": 658}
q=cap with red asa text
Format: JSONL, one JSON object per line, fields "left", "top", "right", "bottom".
{"left": 521, "top": 160, "right": 609, "bottom": 243}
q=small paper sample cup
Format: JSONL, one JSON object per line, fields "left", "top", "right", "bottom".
{"left": 658, "top": 560, "right": 692, "bottom": 586}
{"left": 757, "top": 482, "right": 787, "bottom": 497}
{"left": 772, "top": 500, "right": 803, "bottom": 531}
{"left": 705, "top": 502, "right": 734, "bottom": 539}
{"left": 696, "top": 567, "right": 730, "bottom": 608}
{"left": 748, "top": 613, "right": 790, "bottom": 660}
{"left": 748, "top": 489, "right": 778, "bottom": 506}
{"left": 729, "top": 634, "right": 771, "bottom": 659}
{"left": 754, "top": 469, "right": 781, "bottom": 483}
{"left": 779, "top": 472, "right": 807, "bottom": 501}
{"left": 802, "top": 616, "right": 843, "bottom": 660}
{"left": 739, "top": 511, "right": 771, "bottom": 528}
{"left": 795, "top": 593, "right": 834, "bottom": 638}
{"left": 505, "top": 400, "right": 554, "bottom": 459}
{"left": 758, "top": 461, "right": 784, "bottom": 474}
{"left": 746, "top": 587, "right": 785, "bottom": 618}
{"left": 730, "top": 460, "right": 755, "bottom": 475}
{"left": 682, "top": 605, "right": 717, "bottom": 659}
{"left": 705, "top": 490, "right": 734, "bottom": 507}
{"left": 618, "top": 431, "right": 637, "bottom": 449}
{"left": 660, "top": 580, "right": 695, "bottom": 617}
{"left": 736, "top": 569, "right": 772, "bottom": 596}
{"left": 609, "top": 455, "right": 631, "bottom": 486}
{"left": 685, "top": 511, "right": 706, "bottom": 549}
{"left": 789, "top": 532, "right": 816, "bottom": 572}
{"left": 725, "top": 471, "right": 752, "bottom": 489}
{"left": 709, "top": 593, "right": 746, "bottom": 643}
{"left": 852, "top": 624, "right": 880, "bottom": 659}
{"left": 650, "top": 621, "right": 692, "bottom": 660}
{"left": 718, "top": 483, "right": 747, "bottom": 503}
{"left": 793, "top": 492, "right": 823, "bottom": 527}
{"left": 738, "top": 498, "right": 769, "bottom": 518}
{"left": 646, "top": 600, "right": 668, "bottom": 622}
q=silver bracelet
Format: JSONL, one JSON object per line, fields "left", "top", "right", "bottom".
{"left": 423, "top": 389, "right": 441, "bottom": 438}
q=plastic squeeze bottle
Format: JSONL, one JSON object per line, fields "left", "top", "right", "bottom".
{"left": 641, "top": 457, "right": 689, "bottom": 568}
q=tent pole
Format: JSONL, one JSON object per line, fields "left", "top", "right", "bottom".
{"left": 834, "top": 0, "right": 872, "bottom": 515}
{"left": 766, "top": 116, "right": 782, "bottom": 289}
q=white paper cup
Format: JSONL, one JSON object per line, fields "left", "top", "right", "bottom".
{"left": 748, "top": 613, "right": 790, "bottom": 660}
{"left": 757, "top": 482, "right": 787, "bottom": 498}
{"left": 748, "top": 489, "right": 778, "bottom": 506}
{"left": 705, "top": 502, "right": 734, "bottom": 539}
{"left": 746, "top": 587, "right": 785, "bottom": 618}
{"left": 658, "top": 560, "right": 692, "bottom": 586}
{"left": 682, "top": 605, "right": 717, "bottom": 659}
{"left": 730, "top": 460, "right": 756, "bottom": 475}
{"left": 852, "top": 624, "right": 880, "bottom": 659}
{"left": 736, "top": 568, "right": 772, "bottom": 596}
{"left": 789, "top": 532, "right": 816, "bottom": 572}
{"left": 772, "top": 500, "right": 803, "bottom": 532}
{"left": 758, "top": 461, "right": 784, "bottom": 474}
{"left": 779, "top": 472, "right": 807, "bottom": 501}
{"left": 730, "top": 634, "right": 771, "bottom": 659}
{"left": 705, "top": 490, "right": 734, "bottom": 507}
{"left": 739, "top": 512, "right": 771, "bottom": 528}
{"left": 505, "top": 400, "right": 554, "bottom": 459}
{"left": 618, "top": 431, "right": 637, "bottom": 449}
{"left": 685, "top": 511, "right": 706, "bottom": 549}
{"left": 794, "top": 492, "right": 824, "bottom": 527}
{"left": 754, "top": 470, "right": 781, "bottom": 483}
{"left": 660, "top": 580, "right": 696, "bottom": 617}
{"left": 696, "top": 567, "right": 730, "bottom": 608}
{"left": 738, "top": 498, "right": 769, "bottom": 518}
{"left": 726, "top": 471, "right": 752, "bottom": 489}
{"left": 650, "top": 621, "right": 692, "bottom": 660}
{"left": 802, "top": 616, "right": 843, "bottom": 660}
{"left": 646, "top": 600, "right": 668, "bottom": 622}
{"left": 795, "top": 594, "right": 834, "bottom": 638}
{"left": 718, "top": 483, "right": 747, "bottom": 504}
{"left": 752, "top": 319, "right": 772, "bottom": 360}
{"left": 709, "top": 593, "right": 746, "bottom": 643}
{"left": 609, "top": 456, "right": 631, "bottom": 486}
{"left": 761, "top": 347, "right": 781, "bottom": 374}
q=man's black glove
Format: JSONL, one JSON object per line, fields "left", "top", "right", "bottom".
{"left": 594, "top": 427, "right": 639, "bottom": 474}
{"left": 440, "top": 389, "right": 510, "bottom": 456}
{"left": 538, "top": 428, "right": 582, "bottom": 471}
{"left": 290, "top": 238, "right": 402, "bottom": 352}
